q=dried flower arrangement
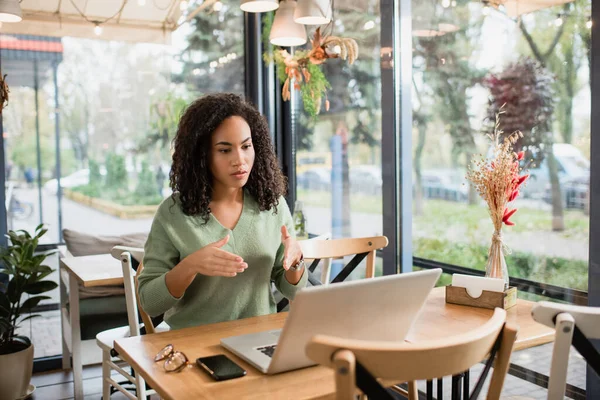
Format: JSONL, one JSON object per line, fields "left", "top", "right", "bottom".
{"left": 264, "top": 25, "right": 359, "bottom": 117}
{"left": 0, "top": 73, "right": 9, "bottom": 113}
{"left": 466, "top": 111, "right": 529, "bottom": 288}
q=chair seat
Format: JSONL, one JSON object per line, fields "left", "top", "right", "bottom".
{"left": 96, "top": 322, "right": 170, "bottom": 351}
{"left": 96, "top": 326, "right": 131, "bottom": 351}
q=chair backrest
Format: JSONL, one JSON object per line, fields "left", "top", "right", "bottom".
{"left": 110, "top": 246, "right": 150, "bottom": 336}
{"left": 532, "top": 301, "right": 600, "bottom": 400}
{"left": 133, "top": 262, "right": 159, "bottom": 334}
{"left": 299, "top": 236, "right": 388, "bottom": 282}
{"left": 532, "top": 301, "right": 600, "bottom": 339}
{"left": 306, "top": 308, "right": 518, "bottom": 400}
{"left": 277, "top": 236, "right": 388, "bottom": 312}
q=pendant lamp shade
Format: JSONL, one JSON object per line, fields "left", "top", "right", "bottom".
{"left": 293, "top": 0, "right": 332, "bottom": 25}
{"left": 240, "top": 0, "right": 279, "bottom": 13}
{"left": 0, "top": 0, "right": 22, "bottom": 23}
{"left": 270, "top": 1, "right": 307, "bottom": 47}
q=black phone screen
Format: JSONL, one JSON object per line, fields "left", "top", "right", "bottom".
{"left": 196, "top": 354, "right": 247, "bottom": 381}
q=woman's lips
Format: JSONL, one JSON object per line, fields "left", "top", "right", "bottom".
{"left": 231, "top": 171, "right": 247, "bottom": 179}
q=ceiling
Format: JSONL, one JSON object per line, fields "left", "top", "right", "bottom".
{"left": 493, "top": 0, "right": 575, "bottom": 17}
{"left": 2, "top": 0, "right": 184, "bottom": 44}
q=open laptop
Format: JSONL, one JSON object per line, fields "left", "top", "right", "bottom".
{"left": 220, "top": 268, "right": 442, "bottom": 374}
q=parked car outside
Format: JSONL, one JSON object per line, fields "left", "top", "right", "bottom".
{"left": 349, "top": 165, "right": 382, "bottom": 195}
{"left": 543, "top": 175, "right": 589, "bottom": 210}
{"left": 297, "top": 167, "right": 331, "bottom": 191}
{"left": 417, "top": 168, "right": 468, "bottom": 202}
{"left": 517, "top": 143, "right": 589, "bottom": 199}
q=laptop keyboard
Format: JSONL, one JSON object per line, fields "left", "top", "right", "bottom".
{"left": 256, "top": 344, "right": 277, "bottom": 358}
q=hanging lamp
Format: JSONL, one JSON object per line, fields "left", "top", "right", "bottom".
{"left": 240, "top": 0, "right": 279, "bottom": 13}
{"left": 270, "top": 1, "right": 307, "bottom": 47}
{"left": 293, "top": 0, "right": 331, "bottom": 25}
{"left": 0, "top": 0, "right": 22, "bottom": 23}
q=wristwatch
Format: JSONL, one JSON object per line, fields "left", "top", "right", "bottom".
{"left": 289, "top": 255, "right": 305, "bottom": 272}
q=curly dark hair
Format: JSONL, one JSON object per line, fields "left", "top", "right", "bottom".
{"left": 170, "top": 93, "right": 287, "bottom": 221}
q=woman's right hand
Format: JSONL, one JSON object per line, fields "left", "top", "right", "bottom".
{"left": 181, "top": 235, "right": 247, "bottom": 277}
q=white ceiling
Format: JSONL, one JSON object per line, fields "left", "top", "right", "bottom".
{"left": 494, "top": 0, "right": 575, "bottom": 17}
{"left": 3, "top": 0, "right": 184, "bottom": 44}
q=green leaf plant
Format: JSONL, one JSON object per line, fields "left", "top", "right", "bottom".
{"left": 0, "top": 225, "right": 58, "bottom": 354}
{"left": 262, "top": 13, "right": 359, "bottom": 118}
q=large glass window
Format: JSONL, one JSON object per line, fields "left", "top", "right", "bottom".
{"left": 3, "top": 0, "right": 244, "bottom": 362}
{"left": 411, "top": 0, "right": 591, "bottom": 395}
{"left": 294, "top": 1, "right": 383, "bottom": 276}
{"left": 412, "top": 0, "right": 590, "bottom": 290}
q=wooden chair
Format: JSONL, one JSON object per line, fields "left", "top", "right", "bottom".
{"left": 277, "top": 236, "right": 388, "bottom": 312}
{"left": 95, "top": 247, "right": 168, "bottom": 400}
{"left": 306, "top": 308, "right": 518, "bottom": 400}
{"left": 531, "top": 301, "right": 600, "bottom": 400}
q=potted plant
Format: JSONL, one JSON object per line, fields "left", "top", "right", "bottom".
{"left": 0, "top": 225, "right": 57, "bottom": 400}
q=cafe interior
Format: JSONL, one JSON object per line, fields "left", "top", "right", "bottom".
{"left": 0, "top": 0, "right": 598, "bottom": 399}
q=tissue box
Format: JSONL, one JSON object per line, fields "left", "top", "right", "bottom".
{"left": 445, "top": 285, "right": 517, "bottom": 310}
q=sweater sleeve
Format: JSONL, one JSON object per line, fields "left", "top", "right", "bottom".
{"left": 138, "top": 213, "right": 181, "bottom": 317}
{"left": 271, "top": 198, "right": 308, "bottom": 300}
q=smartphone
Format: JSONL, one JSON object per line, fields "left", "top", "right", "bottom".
{"left": 196, "top": 354, "right": 247, "bottom": 381}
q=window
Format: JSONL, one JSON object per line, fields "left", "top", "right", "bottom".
{"left": 293, "top": 1, "right": 384, "bottom": 277}
{"left": 2, "top": 0, "right": 244, "bottom": 363}
{"left": 411, "top": 0, "right": 591, "bottom": 395}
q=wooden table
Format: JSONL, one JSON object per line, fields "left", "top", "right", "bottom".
{"left": 114, "top": 287, "right": 555, "bottom": 400}
{"left": 59, "top": 253, "right": 123, "bottom": 400}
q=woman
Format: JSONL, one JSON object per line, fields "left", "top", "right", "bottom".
{"left": 138, "top": 93, "right": 307, "bottom": 330}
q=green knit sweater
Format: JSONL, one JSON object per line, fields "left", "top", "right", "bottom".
{"left": 138, "top": 192, "right": 308, "bottom": 330}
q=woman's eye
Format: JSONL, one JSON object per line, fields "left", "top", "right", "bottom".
{"left": 243, "top": 144, "right": 252, "bottom": 150}
{"left": 218, "top": 149, "right": 230, "bottom": 154}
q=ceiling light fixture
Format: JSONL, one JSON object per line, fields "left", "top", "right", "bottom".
{"left": 240, "top": 0, "right": 279, "bottom": 13}
{"left": 270, "top": 0, "right": 307, "bottom": 47}
{"left": 0, "top": 0, "right": 22, "bottom": 23}
{"left": 294, "top": 0, "right": 332, "bottom": 25}
{"left": 94, "top": 23, "right": 103, "bottom": 36}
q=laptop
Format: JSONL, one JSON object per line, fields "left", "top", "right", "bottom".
{"left": 220, "top": 268, "right": 442, "bottom": 374}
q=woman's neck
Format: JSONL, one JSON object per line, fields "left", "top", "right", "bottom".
{"left": 211, "top": 186, "right": 244, "bottom": 204}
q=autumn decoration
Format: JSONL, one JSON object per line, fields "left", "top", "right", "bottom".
{"left": 466, "top": 111, "right": 529, "bottom": 289}
{"left": 0, "top": 73, "right": 9, "bottom": 113}
{"left": 265, "top": 26, "right": 359, "bottom": 117}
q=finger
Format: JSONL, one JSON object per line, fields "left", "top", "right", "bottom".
{"left": 281, "top": 225, "right": 290, "bottom": 241}
{"left": 210, "top": 235, "right": 230, "bottom": 248}
{"left": 209, "top": 270, "right": 238, "bottom": 278}
{"left": 213, "top": 248, "right": 243, "bottom": 262}
{"left": 211, "top": 259, "right": 248, "bottom": 273}
{"left": 282, "top": 246, "right": 290, "bottom": 270}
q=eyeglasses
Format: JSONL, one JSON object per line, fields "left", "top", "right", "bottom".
{"left": 154, "top": 344, "right": 190, "bottom": 373}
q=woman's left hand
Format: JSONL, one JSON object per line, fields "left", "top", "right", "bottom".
{"left": 281, "top": 225, "right": 302, "bottom": 270}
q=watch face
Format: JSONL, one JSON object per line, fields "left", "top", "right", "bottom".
{"left": 290, "top": 259, "right": 305, "bottom": 271}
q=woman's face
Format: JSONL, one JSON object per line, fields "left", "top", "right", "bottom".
{"left": 209, "top": 116, "right": 255, "bottom": 191}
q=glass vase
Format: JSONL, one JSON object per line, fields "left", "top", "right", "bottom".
{"left": 485, "top": 230, "right": 509, "bottom": 290}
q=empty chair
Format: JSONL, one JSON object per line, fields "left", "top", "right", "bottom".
{"left": 277, "top": 235, "right": 388, "bottom": 312}
{"left": 531, "top": 301, "right": 600, "bottom": 400}
{"left": 306, "top": 308, "right": 517, "bottom": 400}
{"left": 96, "top": 246, "right": 168, "bottom": 400}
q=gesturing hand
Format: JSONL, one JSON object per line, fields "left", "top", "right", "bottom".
{"left": 183, "top": 235, "right": 247, "bottom": 277}
{"left": 281, "top": 226, "right": 302, "bottom": 271}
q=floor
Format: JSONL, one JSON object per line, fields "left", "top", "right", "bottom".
{"left": 31, "top": 363, "right": 160, "bottom": 400}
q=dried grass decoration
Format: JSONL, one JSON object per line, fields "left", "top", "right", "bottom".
{"left": 272, "top": 27, "right": 358, "bottom": 117}
{"left": 0, "top": 73, "right": 9, "bottom": 113}
{"left": 466, "top": 111, "right": 529, "bottom": 289}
